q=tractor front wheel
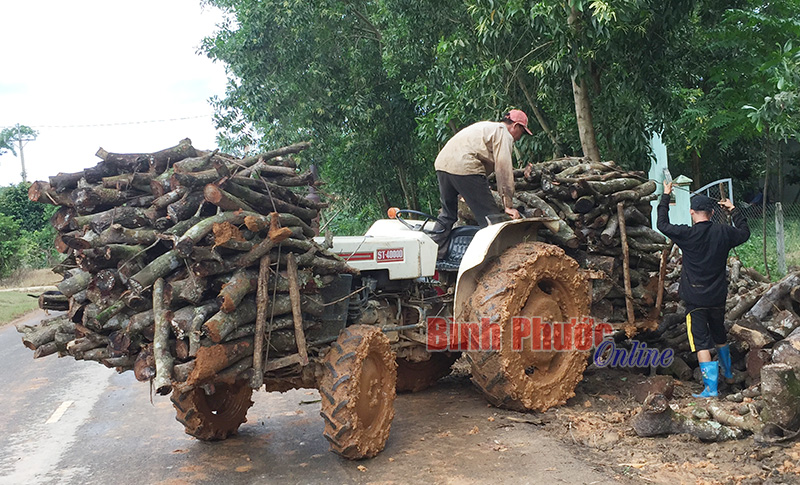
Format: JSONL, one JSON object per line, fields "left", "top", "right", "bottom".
{"left": 465, "top": 242, "right": 591, "bottom": 412}
{"left": 319, "top": 325, "right": 397, "bottom": 459}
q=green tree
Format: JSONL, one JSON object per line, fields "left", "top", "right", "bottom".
{"left": 0, "top": 183, "right": 54, "bottom": 232}
{"left": 0, "top": 183, "right": 59, "bottom": 275}
{"left": 201, "top": 0, "right": 438, "bottom": 213}
{"left": 664, "top": 0, "right": 800, "bottom": 192}
{"left": 0, "top": 124, "right": 38, "bottom": 182}
{"left": 0, "top": 214, "right": 21, "bottom": 277}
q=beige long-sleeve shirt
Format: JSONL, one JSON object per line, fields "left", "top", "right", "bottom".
{"left": 434, "top": 121, "right": 515, "bottom": 208}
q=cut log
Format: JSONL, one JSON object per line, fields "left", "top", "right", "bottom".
{"left": 186, "top": 338, "right": 254, "bottom": 387}
{"left": 764, "top": 309, "right": 800, "bottom": 339}
{"left": 631, "top": 394, "right": 745, "bottom": 441}
{"left": 515, "top": 192, "right": 579, "bottom": 248}
{"left": 746, "top": 273, "right": 800, "bottom": 321}
{"left": 772, "top": 326, "right": 800, "bottom": 372}
{"left": 706, "top": 401, "right": 763, "bottom": 434}
{"left": 760, "top": 363, "right": 800, "bottom": 430}
{"left": 251, "top": 255, "right": 271, "bottom": 389}
{"left": 219, "top": 268, "right": 258, "bottom": 313}
{"left": 97, "top": 138, "right": 196, "bottom": 174}
{"left": 617, "top": 202, "right": 635, "bottom": 325}
{"left": 28, "top": 181, "right": 74, "bottom": 206}
{"left": 203, "top": 184, "right": 256, "bottom": 212}
{"left": 730, "top": 318, "right": 776, "bottom": 349}
{"left": 152, "top": 278, "right": 174, "bottom": 395}
{"left": 286, "top": 252, "right": 309, "bottom": 366}
{"left": 165, "top": 275, "right": 207, "bottom": 306}
{"left": 727, "top": 289, "right": 765, "bottom": 321}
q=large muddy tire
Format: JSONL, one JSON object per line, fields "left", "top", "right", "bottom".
{"left": 395, "top": 352, "right": 460, "bottom": 393}
{"left": 171, "top": 380, "right": 254, "bottom": 441}
{"left": 319, "top": 325, "right": 397, "bottom": 459}
{"left": 464, "top": 242, "right": 590, "bottom": 412}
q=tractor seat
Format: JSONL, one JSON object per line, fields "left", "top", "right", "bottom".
{"left": 436, "top": 226, "right": 479, "bottom": 272}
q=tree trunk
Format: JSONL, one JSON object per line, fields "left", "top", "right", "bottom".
{"left": 571, "top": 74, "right": 601, "bottom": 162}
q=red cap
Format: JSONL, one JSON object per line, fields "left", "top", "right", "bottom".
{"left": 506, "top": 109, "right": 533, "bottom": 135}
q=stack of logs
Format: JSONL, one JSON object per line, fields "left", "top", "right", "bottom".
{"left": 478, "top": 156, "right": 800, "bottom": 394}
{"left": 17, "top": 138, "right": 356, "bottom": 394}
{"left": 471, "top": 157, "right": 666, "bottom": 324}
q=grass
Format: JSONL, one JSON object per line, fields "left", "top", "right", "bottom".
{"left": 0, "top": 268, "right": 60, "bottom": 289}
{"left": 0, "top": 268, "right": 59, "bottom": 327}
{"left": 0, "top": 291, "right": 41, "bottom": 327}
{"left": 735, "top": 212, "right": 800, "bottom": 280}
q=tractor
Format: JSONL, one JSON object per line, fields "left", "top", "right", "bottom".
{"left": 173, "top": 210, "right": 591, "bottom": 460}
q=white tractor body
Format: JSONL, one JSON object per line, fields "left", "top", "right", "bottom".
{"left": 316, "top": 219, "right": 438, "bottom": 279}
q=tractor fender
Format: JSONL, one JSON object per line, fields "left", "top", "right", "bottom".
{"left": 453, "top": 217, "right": 559, "bottom": 322}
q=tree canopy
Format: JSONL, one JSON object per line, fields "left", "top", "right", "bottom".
{"left": 0, "top": 124, "right": 38, "bottom": 158}
{"left": 201, "top": 0, "right": 800, "bottom": 223}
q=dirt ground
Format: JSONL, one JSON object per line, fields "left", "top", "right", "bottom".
{"left": 459, "top": 358, "right": 800, "bottom": 485}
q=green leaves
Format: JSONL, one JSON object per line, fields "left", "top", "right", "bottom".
{"left": 0, "top": 125, "right": 38, "bottom": 158}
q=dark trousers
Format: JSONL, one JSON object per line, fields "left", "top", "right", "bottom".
{"left": 431, "top": 171, "right": 501, "bottom": 255}
{"left": 685, "top": 305, "right": 727, "bottom": 352}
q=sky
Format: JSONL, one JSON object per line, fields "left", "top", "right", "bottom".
{"left": 0, "top": 0, "right": 230, "bottom": 186}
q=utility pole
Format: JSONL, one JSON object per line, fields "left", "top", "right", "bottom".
{"left": 15, "top": 124, "right": 36, "bottom": 183}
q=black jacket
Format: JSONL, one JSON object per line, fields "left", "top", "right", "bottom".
{"left": 656, "top": 194, "right": 750, "bottom": 307}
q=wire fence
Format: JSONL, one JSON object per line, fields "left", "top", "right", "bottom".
{"left": 690, "top": 182, "right": 800, "bottom": 278}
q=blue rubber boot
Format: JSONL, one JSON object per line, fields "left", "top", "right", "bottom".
{"left": 717, "top": 344, "right": 733, "bottom": 379}
{"left": 692, "top": 361, "right": 719, "bottom": 398}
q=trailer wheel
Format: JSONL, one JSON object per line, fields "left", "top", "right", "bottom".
{"left": 395, "top": 352, "right": 459, "bottom": 392}
{"left": 171, "top": 380, "right": 254, "bottom": 441}
{"left": 465, "top": 242, "right": 590, "bottom": 412}
{"left": 319, "top": 325, "right": 397, "bottom": 459}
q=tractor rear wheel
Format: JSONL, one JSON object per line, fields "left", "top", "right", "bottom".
{"left": 319, "top": 325, "right": 397, "bottom": 459}
{"left": 171, "top": 380, "right": 254, "bottom": 441}
{"left": 395, "top": 352, "right": 459, "bottom": 393}
{"left": 464, "top": 242, "right": 590, "bottom": 412}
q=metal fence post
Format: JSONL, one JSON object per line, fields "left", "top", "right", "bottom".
{"left": 776, "top": 202, "right": 786, "bottom": 276}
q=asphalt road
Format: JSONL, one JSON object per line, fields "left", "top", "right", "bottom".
{"left": 1, "top": 311, "right": 621, "bottom": 485}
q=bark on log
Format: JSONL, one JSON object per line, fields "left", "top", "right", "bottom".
{"left": 746, "top": 273, "right": 800, "bottom": 321}
{"left": 617, "top": 203, "right": 635, "bottom": 325}
{"left": 165, "top": 275, "right": 207, "bottom": 306}
{"left": 97, "top": 138, "right": 196, "bottom": 174}
{"left": 186, "top": 338, "right": 254, "bottom": 387}
{"left": 57, "top": 269, "right": 92, "bottom": 297}
{"left": 760, "top": 363, "right": 800, "bottom": 430}
{"left": 707, "top": 401, "right": 764, "bottom": 434}
{"left": 286, "top": 253, "right": 309, "bottom": 366}
{"left": 515, "top": 192, "right": 579, "bottom": 248}
{"left": 631, "top": 394, "right": 745, "bottom": 440}
{"left": 772, "top": 327, "right": 800, "bottom": 372}
{"left": 49, "top": 171, "right": 85, "bottom": 192}
{"left": 28, "top": 181, "right": 74, "bottom": 206}
{"left": 152, "top": 278, "right": 174, "bottom": 395}
{"left": 251, "top": 255, "right": 271, "bottom": 389}
{"left": 764, "top": 309, "right": 800, "bottom": 339}
{"left": 129, "top": 249, "right": 183, "bottom": 293}
{"left": 730, "top": 318, "right": 776, "bottom": 349}
{"left": 203, "top": 184, "right": 256, "bottom": 212}
{"left": 219, "top": 268, "right": 258, "bottom": 313}
{"left": 222, "top": 181, "right": 317, "bottom": 222}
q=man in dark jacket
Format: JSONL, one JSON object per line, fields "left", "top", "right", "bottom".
{"left": 657, "top": 182, "right": 750, "bottom": 398}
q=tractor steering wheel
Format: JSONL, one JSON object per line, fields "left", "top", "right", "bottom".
{"left": 390, "top": 208, "right": 446, "bottom": 235}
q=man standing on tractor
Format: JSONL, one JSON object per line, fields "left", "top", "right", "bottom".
{"left": 657, "top": 182, "right": 750, "bottom": 398}
{"left": 430, "top": 110, "right": 532, "bottom": 259}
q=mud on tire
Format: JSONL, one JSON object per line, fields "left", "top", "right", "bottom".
{"left": 464, "top": 242, "right": 590, "bottom": 412}
{"left": 171, "top": 380, "right": 254, "bottom": 441}
{"left": 319, "top": 325, "right": 397, "bottom": 459}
